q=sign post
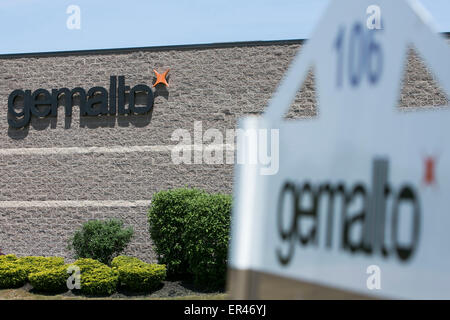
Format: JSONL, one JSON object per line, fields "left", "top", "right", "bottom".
{"left": 228, "top": 0, "right": 450, "bottom": 299}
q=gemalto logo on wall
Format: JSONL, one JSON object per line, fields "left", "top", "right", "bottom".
{"left": 7, "top": 69, "right": 170, "bottom": 128}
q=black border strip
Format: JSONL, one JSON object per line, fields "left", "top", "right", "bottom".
{"left": 1, "top": 32, "right": 448, "bottom": 59}
{"left": 0, "top": 39, "right": 306, "bottom": 59}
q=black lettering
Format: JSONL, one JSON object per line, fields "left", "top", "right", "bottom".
{"left": 86, "top": 86, "right": 109, "bottom": 116}
{"left": 371, "top": 158, "right": 389, "bottom": 256}
{"left": 109, "top": 76, "right": 117, "bottom": 115}
{"left": 343, "top": 184, "right": 367, "bottom": 253}
{"left": 316, "top": 183, "right": 347, "bottom": 249}
{"left": 297, "top": 182, "right": 318, "bottom": 245}
{"left": 275, "top": 159, "right": 421, "bottom": 266}
{"left": 8, "top": 89, "right": 31, "bottom": 128}
{"left": 381, "top": 185, "right": 391, "bottom": 257}
{"left": 51, "top": 87, "right": 87, "bottom": 117}
{"left": 8, "top": 75, "right": 153, "bottom": 127}
{"left": 277, "top": 182, "right": 297, "bottom": 265}
{"left": 30, "top": 89, "right": 52, "bottom": 117}
{"left": 392, "top": 185, "right": 420, "bottom": 262}
{"left": 118, "top": 76, "right": 130, "bottom": 114}
{"left": 129, "top": 84, "right": 153, "bottom": 114}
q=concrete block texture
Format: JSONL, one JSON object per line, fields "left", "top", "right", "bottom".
{"left": 0, "top": 40, "right": 448, "bottom": 261}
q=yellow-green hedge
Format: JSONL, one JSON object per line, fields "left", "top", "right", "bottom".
{"left": 72, "top": 258, "right": 119, "bottom": 296}
{"left": 112, "top": 255, "right": 166, "bottom": 292}
{"left": 0, "top": 259, "right": 27, "bottom": 289}
{"left": 25, "top": 258, "right": 120, "bottom": 295}
{"left": 78, "top": 265, "right": 118, "bottom": 296}
{"left": 28, "top": 265, "right": 69, "bottom": 293}
{"left": 0, "top": 254, "right": 18, "bottom": 263}
{"left": 111, "top": 256, "right": 144, "bottom": 267}
{"left": 71, "top": 258, "right": 105, "bottom": 273}
{"left": 0, "top": 255, "right": 163, "bottom": 295}
{"left": 0, "top": 255, "right": 65, "bottom": 289}
{"left": 17, "top": 256, "right": 65, "bottom": 278}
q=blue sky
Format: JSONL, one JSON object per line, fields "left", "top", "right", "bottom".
{"left": 0, "top": 0, "right": 449, "bottom": 54}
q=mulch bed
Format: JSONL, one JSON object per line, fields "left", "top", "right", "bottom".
{"left": 22, "top": 280, "right": 224, "bottom": 299}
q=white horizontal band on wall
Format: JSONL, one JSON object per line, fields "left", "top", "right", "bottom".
{"left": 0, "top": 144, "right": 235, "bottom": 156}
{"left": 0, "top": 200, "right": 151, "bottom": 208}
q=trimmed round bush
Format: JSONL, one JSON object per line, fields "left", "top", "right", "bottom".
{"left": 72, "top": 258, "right": 105, "bottom": 272}
{"left": 17, "top": 256, "right": 65, "bottom": 277}
{"left": 0, "top": 256, "right": 65, "bottom": 289}
{"left": 78, "top": 265, "right": 119, "bottom": 296}
{"left": 29, "top": 265, "right": 69, "bottom": 293}
{"left": 118, "top": 264, "right": 166, "bottom": 293}
{"left": 0, "top": 261, "right": 27, "bottom": 289}
{"left": 112, "top": 255, "right": 166, "bottom": 292}
{"left": 68, "top": 219, "right": 134, "bottom": 265}
{"left": 148, "top": 188, "right": 205, "bottom": 276}
{"left": 71, "top": 258, "right": 118, "bottom": 296}
{"left": 183, "top": 193, "right": 232, "bottom": 289}
{"left": 111, "top": 256, "right": 143, "bottom": 267}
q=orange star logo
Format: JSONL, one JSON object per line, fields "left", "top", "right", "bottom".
{"left": 153, "top": 69, "right": 170, "bottom": 87}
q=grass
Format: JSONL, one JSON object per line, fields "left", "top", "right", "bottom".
{"left": 0, "top": 288, "right": 228, "bottom": 300}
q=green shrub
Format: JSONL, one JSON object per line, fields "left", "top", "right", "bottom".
{"left": 68, "top": 219, "right": 134, "bottom": 265}
{"left": 17, "top": 256, "right": 65, "bottom": 277}
{"left": 148, "top": 187, "right": 232, "bottom": 289}
{"left": 29, "top": 265, "right": 69, "bottom": 293}
{"left": 0, "top": 260, "right": 27, "bottom": 289}
{"left": 148, "top": 188, "right": 205, "bottom": 276}
{"left": 111, "top": 255, "right": 166, "bottom": 292}
{"left": 183, "top": 193, "right": 232, "bottom": 289}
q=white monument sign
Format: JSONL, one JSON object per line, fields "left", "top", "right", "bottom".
{"left": 229, "top": 0, "right": 450, "bottom": 299}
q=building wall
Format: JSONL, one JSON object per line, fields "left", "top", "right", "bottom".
{"left": 0, "top": 39, "right": 448, "bottom": 262}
